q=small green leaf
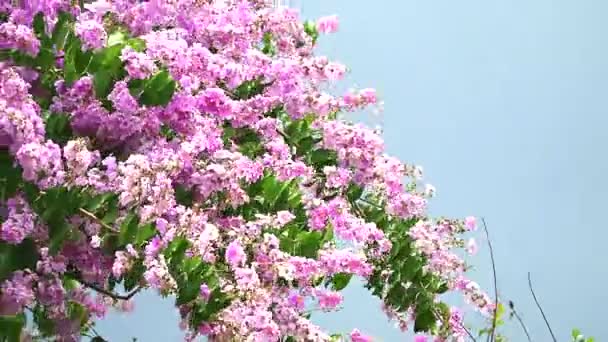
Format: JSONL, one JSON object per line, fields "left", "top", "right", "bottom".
{"left": 303, "top": 20, "right": 319, "bottom": 44}
{"left": 127, "top": 38, "right": 146, "bottom": 52}
{"left": 330, "top": 272, "right": 353, "bottom": 291}
{"left": 107, "top": 31, "right": 127, "bottom": 47}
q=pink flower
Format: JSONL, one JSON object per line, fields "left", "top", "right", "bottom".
{"left": 199, "top": 284, "right": 211, "bottom": 301}
{"left": 464, "top": 216, "right": 477, "bottom": 231}
{"left": 225, "top": 240, "right": 246, "bottom": 268}
{"left": 359, "top": 88, "right": 378, "bottom": 104}
{"left": 317, "top": 15, "right": 339, "bottom": 34}
{"left": 90, "top": 235, "right": 101, "bottom": 248}
{"left": 315, "top": 290, "right": 343, "bottom": 310}
{"left": 414, "top": 335, "right": 428, "bottom": 342}
{"left": 466, "top": 238, "right": 478, "bottom": 255}
{"left": 276, "top": 211, "right": 295, "bottom": 226}
{"left": 287, "top": 292, "right": 305, "bottom": 310}
{"left": 350, "top": 329, "right": 373, "bottom": 342}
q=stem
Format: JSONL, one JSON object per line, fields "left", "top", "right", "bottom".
{"left": 357, "top": 197, "right": 383, "bottom": 209}
{"left": 508, "top": 301, "right": 532, "bottom": 342}
{"left": 481, "top": 218, "right": 499, "bottom": 342}
{"left": 527, "top": 272, "right": 557, "bottom": 342}
{"left": 78, "top": 207, "right": 118, "bottom": 232}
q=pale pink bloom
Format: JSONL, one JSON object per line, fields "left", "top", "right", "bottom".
{"left": 317, "top": 15, "right": 339, "bottom": 34}
{"left": 464, "top": 216, "right": 477, "bottom": 231}
{"left": 466, "top": 238, "right": 478, "bottom": 255}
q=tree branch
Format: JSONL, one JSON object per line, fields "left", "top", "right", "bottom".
{"left": 528, "top": 272, "right": 557, "bottom": 342}
{"left": 481, "top": 218, "right": 499, "bottom": 342}
{"left": 76, "top": 277, "right": 141, "bottom": 301}
{"left": 508, "top": 301, "right": 532, "bottom": 342}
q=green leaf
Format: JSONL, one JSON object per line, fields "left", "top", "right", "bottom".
{"left": 0, "top": 150, "right": 22, "bottom": 202}
{"left": 346, "top": 184, "right": 364, "bottom": 202}
{"left": 0, "top": 313, "right": 25, "bottom": 342}
{"left": 295, "top": 231, "right": 323, "bottom": 258}
{"left": 33, "top": 306, "right": 55, "bottom": 336}
{"left": 90, "top": 44, "right": 126, "bottom": 98}
{"left": 119, "top": 213, "right": 139, "bottom": 246}
{"left": 63, "top": 34, "right": 79, "bottom": 84}
{"left": 165, "top": 237, "right": 190, "bottom": 271}
{"left": 84, "top": 193, "right": 116, "bottom": 213}
{"left": 127, "top": 38, "right": 146, "bottom": 52}
{"left": 44, "top": 112, "right": 73, "bottom": 144}
{"left": 261, "top": 32, "right": 276, "bottom": 56}
{"left": 68, "top": 301, "right": 89, "bottom": 327}
{"left": 0, "top": 239, "right": 39, "bottom": 281}
{"left": 303, "top": 20, "right": 319, "bottom": 44}
{"left": 176, "top": 277, "right": 203, "bottom": 305}
{"left": 107, "top": 31, "right": 127, "bottom": 47}
{"left": 49, "top": 220, "right": 70, "bottom": 254}
{"left": 413, "top": 308, "right": 436, "bottom": 332}
{"left": 90, "top": 43, "right": 124, "bottom": 73}
{"left": 93, "top": 71, "right": 114, "bottom": 99}
{"left": 32, "top": 12, "right": 46, "bottom": 39}
{"left": 35, "top": 47, "right": 55, "bottom": 70}
{"left": 138, "top": 70, "right": 176, "bottom": 106}
{"left": 174, "top": 185, "right": 194, "bottom": 207}
{"left": 310, "top": 149, "right": 337, "bottom": 169}
{"left": 52, "top": 12, "right": 72, "bottom": 51}
{"left": 330, "top": 272, "right": 353, "bottom": 291}
{"left": 136, "top": 223, "right": 156, "bottom": 246}
{"left": 123, "top": 260, "right": 145, "bottom": 291}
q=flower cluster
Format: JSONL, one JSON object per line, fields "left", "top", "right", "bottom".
{"left": 0, "top": 1, "right": 491, "bottom": 341}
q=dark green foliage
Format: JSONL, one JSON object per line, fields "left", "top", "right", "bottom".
{"left": 0, "top": 239, "right": 38, "bottom": 282}
{"left": 137, "top": 70, "right": 176, "bottom": 106}
{"left": 44, "top": 112, "right": 73, "bottom": 145}
{"left": 0, "top": 313, "right": 26, "bottom": 342}
{"left": 0, "top": 150, "right": 22, "bottom": 202}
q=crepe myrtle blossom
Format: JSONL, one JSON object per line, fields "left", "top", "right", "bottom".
{"left": 0, "top": 1, "right": 491, "bottom": 341}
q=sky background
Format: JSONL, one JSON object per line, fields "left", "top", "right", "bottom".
{"left": 98, "top": 0, "right": 608, "bottom": 340}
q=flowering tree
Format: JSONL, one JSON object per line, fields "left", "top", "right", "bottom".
{"left": 0, "top": 1, "right": 493, "bottom": 341}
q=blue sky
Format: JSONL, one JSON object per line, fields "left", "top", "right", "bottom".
{"left": 98, "top": 1, "right": 608, "bottom": 340}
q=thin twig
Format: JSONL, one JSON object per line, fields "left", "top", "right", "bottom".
{"left": 481, "top": 218, "right": 499, "bottom": 342}
{"left": 528, "top": 272, "right": 557, "bottom": 342}
{"left": 432, "top": 308, "right": 477, "bottom": 342}
{"left": 79, "top": 279, "right": 141, "bottom": 301}
{"left": 78, "top": 207, "right": 118, "bottom": 232}
{"left": 357, "top": 197, "right": 383, "bottom": 209}
{"left": 508, "top": 301, "right": 532, "bottom": 342}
